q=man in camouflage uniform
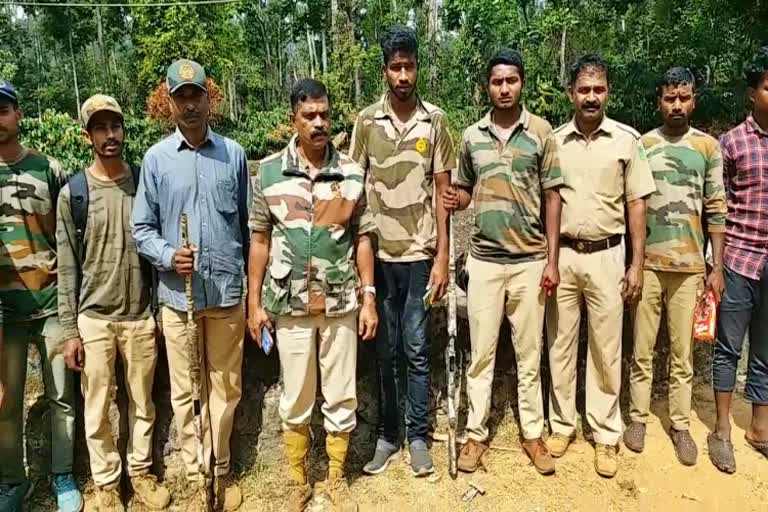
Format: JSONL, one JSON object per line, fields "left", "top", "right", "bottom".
{"left": 443, "top": 49, "right": 563, "bottom": 475}
{"left": 546, "top": 55, "right": 656, "bottom": 478}
{"left": 0, "top": 80, "right": 82, "bottom": 511}
{"left": 351, "top": 24, "right": 455, "bottom": 477}
{"left": 624, "top": 68, "right": 727, "bottom": 466}
{"left": 58, "top": 95, "right": 170, "bottom": 510}
{"left": 248, "top": 79, "right": 377, "bottom": 512}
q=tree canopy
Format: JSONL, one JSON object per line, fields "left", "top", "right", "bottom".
{"left": 1, "top": 0, "right": 766, "bottom": 164}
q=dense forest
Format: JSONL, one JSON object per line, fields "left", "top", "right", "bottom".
{"left": 1, "top": 0, "right": 767, "bottom": 169}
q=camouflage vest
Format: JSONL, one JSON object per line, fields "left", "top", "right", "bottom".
{"left": 254, "top": 136, "right": 366, "bottom": 317}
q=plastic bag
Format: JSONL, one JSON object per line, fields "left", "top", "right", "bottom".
{"left": 693, "top": 289, "right": 718, "bottom": 342}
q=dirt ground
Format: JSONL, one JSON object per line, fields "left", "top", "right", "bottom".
{"left": 233, "top": 382, "right": 766, "bottom": 512}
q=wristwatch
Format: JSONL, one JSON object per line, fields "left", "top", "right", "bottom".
{"left": 362, "top": 285, "right": 376, "bottom": 297}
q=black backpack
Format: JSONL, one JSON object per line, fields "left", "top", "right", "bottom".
{"left": 68, "top": 165, "right": 159, "bottom": 314}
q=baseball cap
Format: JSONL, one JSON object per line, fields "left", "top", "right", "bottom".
{"left": 80, "top": 94, "right": 124, "bottom": 128}
{"left": 0, "top": 80, "right": 18, "bottom": 103}
{"left": 166, "top": 59, "right": 207, "bottom": 94}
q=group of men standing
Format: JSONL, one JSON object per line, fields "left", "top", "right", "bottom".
{"left": 0, "top": 22, "right": 766, "bottom": 512}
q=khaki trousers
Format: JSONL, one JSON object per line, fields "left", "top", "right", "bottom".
{"left": 162, "top": 304, "right": 245, "bottom": 479}
{"left": 78, "top": 314, "right": 157, "bottom": 487}
{"left": 629, "top": 270, "right": 703, "bottom": 430}
{"left": 546, "top": 244, "right": 625, "bottom": 446}
{"left": 276, "top": 312, "right": 358, "bottom": 434}
{"left": 465, "top": 256, "right": 546, "bottom": 441}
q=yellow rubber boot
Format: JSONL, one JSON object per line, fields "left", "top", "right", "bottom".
{"left": 326, "top": 432, "right": 350, "bottom": 480}
{"left": 325, "top": 432, "right": 357, "bottom": 512}
{"left": 284, "top": 427, "right": 310, "bottom": 485}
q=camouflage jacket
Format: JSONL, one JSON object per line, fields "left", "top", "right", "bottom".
{"left": 642, "top": 128, "right": 727, "bottom": 273}
{"left": 350, "top": 93, "right": 455, "bottom": 262}
{"left": 249, "top": 135, "right": 372, "bottom": 317}
{"left": 0, "top": 148, "right": 67, "bottom": 322}
{"left": 457, "top": 108, "right": 563, "bottom": 263}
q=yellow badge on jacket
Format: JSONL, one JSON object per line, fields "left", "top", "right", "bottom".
{"left": 416, "top": 138, "right": 429, "bottom": 155}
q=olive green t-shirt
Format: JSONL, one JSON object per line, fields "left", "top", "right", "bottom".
{"left": 56, "top": 168, "right": 150, "bottom": 339}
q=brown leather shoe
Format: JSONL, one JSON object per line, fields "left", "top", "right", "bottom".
{"left": 324, "top": 477, "right": 358, "bottom": 512}
{"left": 89, "top": 484, "right": 124, "bottom": 512}
{"left": 545, "top": 433, "right": 575, "bottom": 458}
{"left": 457, "top": 439, "right": 488, "bottom": 473}
{"left": 594, "top": 444, "right": 618, "bottom": 478}
{"left": 215, "top": 473, "right": 242, "bottom": 512}
{"left": 522, "top": 439, "right": 555, "bottom": 475}
{"left": 130, "top": 474, "right": 170, "bottom": 510}
{"left": 623, "top": 422, "right": 646, "bottom": 453}
{"left": 670, "top": 428, "right": 698, "bottom": 466}
{"left": 285, "top": 482, "right": 312, "bottom": 512}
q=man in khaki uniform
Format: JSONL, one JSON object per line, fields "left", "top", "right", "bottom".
{"left": 546, "top": 54, "right": 655, "bottom": 478}
{"left": 59, "top": 95, "right": 170, "bottom": 511}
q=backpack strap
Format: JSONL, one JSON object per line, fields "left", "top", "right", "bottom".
{"left": 68, "top": 170, "right": 89, "bottom": 257}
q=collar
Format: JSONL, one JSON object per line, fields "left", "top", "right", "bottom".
{"left": 747, "top": 115, "right": 768, "bottom": 137}
{"left": 562, "top": 115, "right": 614, "bottom": 140}
{"left": 374, "top": 92, "right": 430, "bottom": 122}
{"left": 477, "top": 107, "right": 530, "bottom": 133}
{"left": 175, "top": 126, "right": 215, "bottom": 151}
{"left": 282, "top": 134, "right": 343, "bottom": 180}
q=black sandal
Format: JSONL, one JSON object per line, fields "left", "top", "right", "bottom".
{"left": 707, "top": 432, "right": 736, "bottom": 474}
{"left": 744, "top": 434, "right": 768, "bottom": 458}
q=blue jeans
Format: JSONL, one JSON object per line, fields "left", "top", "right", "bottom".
{"left": 375, "top": 259, "right": 432, "bottom": 444}
{"left": 712, "top": 265, "right": 768, "bottom": 405}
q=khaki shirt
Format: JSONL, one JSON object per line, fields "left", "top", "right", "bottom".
{"left": 555, "top": 116, "right": 655, "bottom": 241}
{"left": 350, "top": 93, "right": 455, "bottom": 262}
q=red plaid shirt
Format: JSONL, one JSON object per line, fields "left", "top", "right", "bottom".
{"left": 720, "top": 116, "right": 768, "bottom": 280}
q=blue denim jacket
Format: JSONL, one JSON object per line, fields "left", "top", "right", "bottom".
{"left": 132, "top": 128, "right": 251, "bottom": 312}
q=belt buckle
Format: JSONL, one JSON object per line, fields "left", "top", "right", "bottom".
{"left": 576, "top": 241, "right": 586, "bottom": 252}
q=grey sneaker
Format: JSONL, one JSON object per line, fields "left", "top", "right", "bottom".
{"left": 362, "top": 439, "right": 400, "bottom": 475}
{"left": 409, "top": 439, "right": 434, "bottom": 477}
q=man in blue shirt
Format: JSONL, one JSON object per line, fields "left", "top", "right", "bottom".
{"left": 132, "top": 59, "right": 250, "bottom": 512}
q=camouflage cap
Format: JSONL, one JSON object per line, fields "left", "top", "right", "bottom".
{"left": 0, "top": 79, "right": 18, "bottom": 103}
{"left": 80, "top": 94, "right": 123, "bottom": 128}
{"left": 167, "top": 59, "right": 207, "bottom": 94}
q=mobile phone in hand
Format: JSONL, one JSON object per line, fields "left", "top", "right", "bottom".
{"left": 262, "top": 326, "right": 274, "bottom": 355}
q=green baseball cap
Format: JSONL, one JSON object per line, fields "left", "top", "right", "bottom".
{"left": 166, "top": 59, "right": 207, "bottom": 94}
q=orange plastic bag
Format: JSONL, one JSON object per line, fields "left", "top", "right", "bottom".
{"left": 693, "top": 289, "right": 718, "bottom": 342}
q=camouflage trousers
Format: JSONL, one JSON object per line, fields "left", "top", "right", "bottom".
{"left": 0, "top": 315, "right": 75, "bottom": 484}
{"left": 629, "top": 270, "right": 703, "bottom": 431}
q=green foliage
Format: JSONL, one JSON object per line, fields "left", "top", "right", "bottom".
{"left": 230, "top": 108, "right": 293, "bottom": 160}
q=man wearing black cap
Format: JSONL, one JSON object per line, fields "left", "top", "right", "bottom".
{"left": 0, "top": 80, "right": 82, "bottom": 511}
{"left": 132, "top": 60, "right": 250, "bottom": 511}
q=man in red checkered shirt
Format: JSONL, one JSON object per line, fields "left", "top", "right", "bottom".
{"left": 709, "top": 46, "right": 768, "bottom": 473}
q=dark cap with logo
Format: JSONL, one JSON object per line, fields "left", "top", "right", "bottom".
{"left": 166, "top": 59, "right": 207, "bottom": 94}
{"left": 0, "top": 80, "right": 18, "bottom": 103}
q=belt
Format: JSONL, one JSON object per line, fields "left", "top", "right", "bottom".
{"left": 561, "top": 234, "right": 622, "bottom": 254}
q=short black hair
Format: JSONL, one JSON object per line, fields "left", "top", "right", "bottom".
{"left": 658, "top": 66, "right": 696, "bottom": 96}
{"left": 380, "top": 24, "right": 418, "bottom": 65}
{"left": 569, "top": 54, "right": 609, "bottom": 86}
{"left": 290, "top": 79, "right": 329, "bottom": 113}
{"left": 486, "top": 48, "right": 525, "bottom": 83}
{"left": 744, "top": 46, "right": 768, "bottom": 89}
{"left": 0, "top": 96, "right": 18, "bottom": 110}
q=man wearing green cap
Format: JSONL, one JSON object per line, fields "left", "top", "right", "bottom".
{"left": 58, "top": 94, "right": 170, "bottom": 511}
{"left": 133, "top": 60, "right": 250, "bottom": 511}
{"left": 0, "top": 80, "right": 82, "bottom": 512}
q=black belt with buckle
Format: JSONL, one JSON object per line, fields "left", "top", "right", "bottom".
{"left": 562, "top": 234, "right": 622, "bottom": 254}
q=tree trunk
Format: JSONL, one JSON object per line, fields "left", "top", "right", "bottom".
{"left": 68, "top": 28, "right": 81, "bottom": 121}
{"left": 306, "top": 27, "right": 315, "bottom": 78}
{"left": 322, "top": 30, "right": 328, "bottom": 75}
{"left": 354, "top": 65, "right": 361, "bottom": 107}
{"left": 559, "top": 25, "right": 568, "bottom": 87}
{"left": 95, "top": 5, "right": 109, "bottom": 87}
